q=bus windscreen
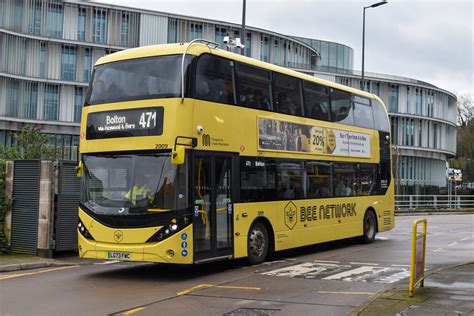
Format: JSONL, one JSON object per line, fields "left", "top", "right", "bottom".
{"left": 86, "top": 55, "right": 192, "bottom": 105}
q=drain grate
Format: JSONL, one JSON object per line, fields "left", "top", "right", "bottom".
{"left": 223, "top": 308, "right": 280, "bottom": 316}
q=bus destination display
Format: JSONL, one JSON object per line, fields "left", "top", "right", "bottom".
{"left": 86, "top": 107, "right": 164, "bottom": 139}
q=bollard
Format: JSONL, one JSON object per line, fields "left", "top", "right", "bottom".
{"left": 409, "top": 219, "right": 427, "bottom": 297}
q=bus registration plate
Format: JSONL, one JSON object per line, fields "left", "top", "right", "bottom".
{"left": 108, "top": 252, "right": 131, "bottom": 260}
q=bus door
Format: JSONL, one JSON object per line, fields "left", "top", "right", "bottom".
{"left": 193, "top": 152, "right": 235, "bottom": 262}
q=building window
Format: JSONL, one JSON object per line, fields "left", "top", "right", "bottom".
{"left": 77, "top": 8, "right": 86, "bottom": 41}
{"left": 260, "top": 36, "right": 269, "bottom": 62}
{"left": 372, "top": 82, "right": 380, "bottom": 96}
{"left": 273, "top": 40, "right": 279, "bottom": 64}
{"left": 245, "top": 32, "right": 251, "bottom": 57}
{"left": 391, "top": 117, "right": 398, "bottom": 145}
{"left": 92, "top": 8, "right": 107, "bottom": 43}
{"left": 168, "top": 19, "right": 177, "bottom": 43}
{"left": 389, "top": 84, "right": 398, "bottom": 112}
{"left": 215, "top": 27, "right": 226, "bottom": 48}
{"left": 83, "top": 48, "right": 92, "bottom": 82}
{"left": 61, "top": 45, "right": 77, "bottom": 81}
{"left": 29, "top": 1, "right": 42, "bottom": 35}
{"left": 121, "top": 13, "right": 129, "bottom": 46}
{"left": 39, "top": 43, "right": 46, "bottom": 79}
{"left": 6, "top": 80, "right": 19, "bottom": 117}
{"left": 74, "top": 87, "right": 83, "bottom": 123}
{"left": 189, "top": 23, "right": 202, "bottom": 41}
{"left": 427, "top": 90, "right": 434, "bottom": 117}
{"left": 329, "top": 42, "right": 337, "bottom": 69}
{"left": 24, "top": 82, "right": 38, "bottom": 119}
{"left": 44, "top": 85, "right": 59, "bottom": 121}
{"left": 418, "top": 120, "right": 423, "bottom": 147}
{"left": 47, "top": 3, "right": 63, "bottom": 38}
{"left": 416, "top": 88, "right": 422, "bottom": 115}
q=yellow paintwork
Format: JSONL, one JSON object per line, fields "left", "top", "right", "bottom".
{"left": 79, "top": 42, "right": 395, "bottom": 264}
{"left": 78, "top": 208, "right": 193, "bottom": 264}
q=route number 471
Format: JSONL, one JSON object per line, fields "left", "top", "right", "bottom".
{"left": 139, "top": 111, "right": 157, "bottom": 128}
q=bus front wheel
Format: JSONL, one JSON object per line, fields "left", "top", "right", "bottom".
{"left": 248, "top": 221, "right": 269, "bottom": 265}
{"left": 361, "top": 210, "right": 376, "bottom": 244}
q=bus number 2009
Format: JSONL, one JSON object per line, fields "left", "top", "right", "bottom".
{"left": 155, "top": 144, "right": 168, "bottom": 149}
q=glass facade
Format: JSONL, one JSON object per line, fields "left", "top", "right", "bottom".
{"left": 215, "top": 27, "right": 226, "bottom": 48}
{"left": 83, "top": 48, "right": 92, "bottom": 82}
{"left": 93, "top": 8, "right": 107, "bottom": 43}
{"left": 294, "top": 37, "right": 354, "bottom": 72}
{"left": 168, "top": 19, "right": 177, "bottom": 43}
{"left": 77, "top": 8, "right": 86, "bottom": 41}
{"left": 44, "top": 85, "right": 59, "bottom": 121}
{"left": 189, "top": 23, "right": 202, "bottom": 40}
{"left": 261, "top": 36, "right": 269, "bottom": 62}
{"left": 74, "top": 87, "right": 83, "bottom": 123}
{"left": 47, "top": 3, "right": 63, "bottom": 38}
{"left": 61, "top": 46, "right": 77, "bottom": 81}
{"left": 389, "top": 84, "right": 399, "bottom": 112}
{"left": 121, "top": 13, "right": 129, "bottom": 46}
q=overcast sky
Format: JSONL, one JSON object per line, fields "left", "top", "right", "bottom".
{"left": 99, "top": 0, "right": 473, "bottom": 96}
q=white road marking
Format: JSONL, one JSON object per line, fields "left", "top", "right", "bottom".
{"left": 461, "top": 237, "right": 469, "bottom": 241}
{"left": 94, "top": 260, "right": 120, "bottom": 265}
{"left": 323, "top": 266, "right": 409, "bottom": 283}
{"left": 433, "top": 248, "right": 446, "bottom": 253}
{"left": 375, "top": 236, "right": 389, "bottom": 240}
{"left": 448, "top": 242, "right": 458, "bottom": 247}
{"left": 391, "top": 264, "right": 411, "bottom": 267}
{"left": 262, "top": 262, "right": 410, "bottom": 283}
{"left": 349, "top": 262, "right": 379, "bottom": 266}
{"left": 313, "top": 260, "right": 340, "bottom": 264}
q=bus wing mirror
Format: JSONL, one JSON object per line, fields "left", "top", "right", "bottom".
{"left": 172, "top": 145, "right": 185, "bottom": 165}
{"left": 76, "top": 161, "right": 83, "bottom": 177}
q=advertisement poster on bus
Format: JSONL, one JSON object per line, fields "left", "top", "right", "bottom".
{"left": 258, "top": 117, "right": 370, "bottom": 158}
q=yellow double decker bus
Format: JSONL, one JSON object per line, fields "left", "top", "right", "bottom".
{"left": 77, "top": 40, "right": 394, "bottom": 265}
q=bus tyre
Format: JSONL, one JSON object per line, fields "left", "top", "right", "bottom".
{"left": 361, "top": 210, "right": 376, "bottom": 244}
{"left": 248, "top": 222, "right": 269, "bottom": 265}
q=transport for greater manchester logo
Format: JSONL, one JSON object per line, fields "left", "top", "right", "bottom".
{"left": 284, "top": 201, "right": 297, "bottom": 230}
{"left": 202, "top": 134, "right": 211, "bottom": 146}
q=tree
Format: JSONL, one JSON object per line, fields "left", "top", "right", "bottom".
{"left": 457, "top": 93, "right": 473, "bottom": 127}
{"left": 13, "top": 125, "right": 57, "bottom": 160}
{"left": 456, "top": 93, "right": 474, "bottom": 159}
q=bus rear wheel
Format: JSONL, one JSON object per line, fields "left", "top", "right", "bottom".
{"left": 248, "top": 222, "right": 269, "bottom": 265}
{"left": 361, "top": 210, "right": 376, "bottom": 244}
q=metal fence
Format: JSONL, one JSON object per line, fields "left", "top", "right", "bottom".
{"left": 395, "top": 195, "right": 474, "bottom": 211}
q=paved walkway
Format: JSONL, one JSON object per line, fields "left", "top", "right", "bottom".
{"left": 353, "top": 263, "right": 474, "bottom": 316}
{"left": 0, "top": 253, "right": 100, "bottom": 272}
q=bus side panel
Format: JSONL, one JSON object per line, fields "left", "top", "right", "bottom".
{"left": 233, "top": 195, "right": 394, "bottom": 259}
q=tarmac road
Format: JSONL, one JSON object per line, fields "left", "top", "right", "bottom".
{"left": 0, "top": 214, "right": 472, "bottom": 316}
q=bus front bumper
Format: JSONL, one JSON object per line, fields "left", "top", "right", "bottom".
{"left": 78, "top": 225, "right": 194, "bottom": 264}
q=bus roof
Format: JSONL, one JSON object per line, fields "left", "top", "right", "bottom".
{"left": 96, "top": 43, "right": 376, "bottom": 100}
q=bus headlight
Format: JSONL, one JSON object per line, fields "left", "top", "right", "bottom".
{"left": 77, "top": 219, "right": 95, "bottom": 240}
{"left": 146, "top": 215, "right": 191, "bottom": 243}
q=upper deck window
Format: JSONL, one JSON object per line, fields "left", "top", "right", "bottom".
{"left": 195, "top": 54, "right": 235, "bottom": 105}
{"left": 86, "top": 55, "right": 192, "bottom": 106}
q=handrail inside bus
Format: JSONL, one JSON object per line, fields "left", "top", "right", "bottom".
{"left": 181, "top": 39, "right": 219, "bottom": 103}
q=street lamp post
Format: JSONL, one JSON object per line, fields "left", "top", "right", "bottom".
{"left": 241, "top": 0, "right": 246, "bottom": 55}
{"left": 361, "top": 1, "right": 387, "bottom": 90}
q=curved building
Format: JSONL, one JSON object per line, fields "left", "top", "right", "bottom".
{"left": 0, "top": 0, "right": 456, "bottom": 193}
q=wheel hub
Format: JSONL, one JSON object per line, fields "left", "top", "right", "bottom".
{"left": 250, "top": 229, "right": 265, "bottom": 257}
